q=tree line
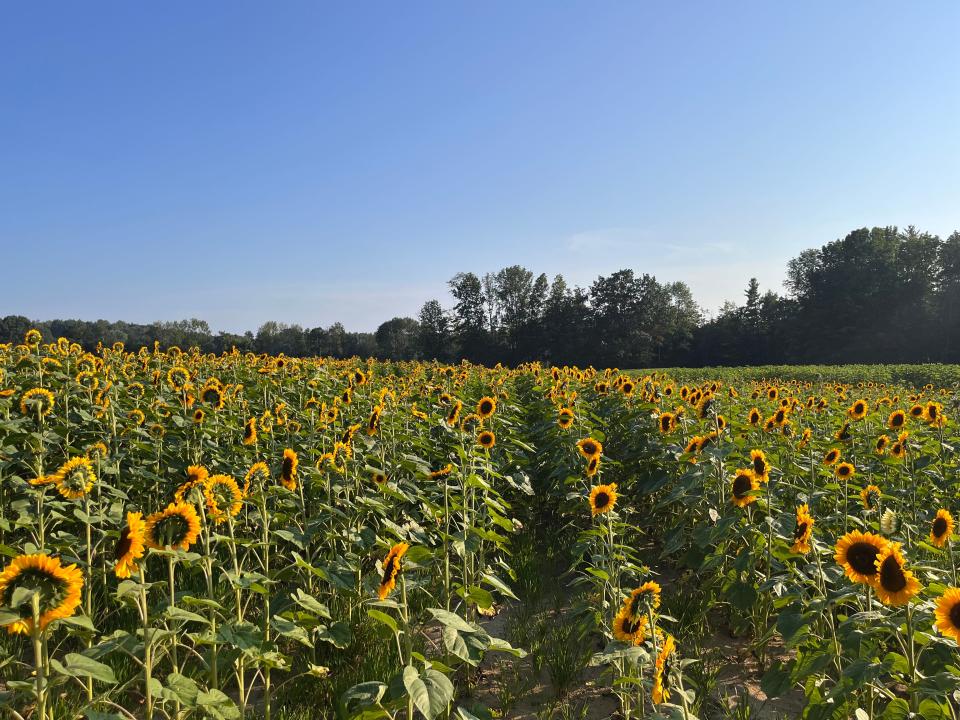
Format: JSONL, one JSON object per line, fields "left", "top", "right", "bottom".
{"left": 3, "top": 226, "right": 959, "bottom": 367}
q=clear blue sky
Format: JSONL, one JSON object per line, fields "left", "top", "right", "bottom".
{"left": 2, "top": 2, "right": 958, "bottom": 332}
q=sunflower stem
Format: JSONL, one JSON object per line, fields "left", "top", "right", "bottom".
{"left": 31, "top": 594, "right": 46, "bottom": 720}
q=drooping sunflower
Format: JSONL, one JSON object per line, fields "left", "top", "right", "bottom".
{"left": 54, "top": 456, "right": 96, "bottom": 500}
{"left": 243, "top": 461, "right": 270, "bottom": 496}
{"left": 166, "top": 366, "right": 190, "bottom": 392}
{"left": 366, "top": 405, "right": 383, "bottom": 436}
{"left": 204, "top": 475, "right": 243, "bottom": 525}
{"left": 577, "top": 437, "right": 603, "bottom": 459}
{"left": 377, "top": 542, "right": 410, "bottom": 600}
{"left": 613, "top": 605, "right": 648, "bottom": 645}
{"left": 114, "top": 512, "right": 146, "bottom": 579}
{"left": 24, "top": 328, "right": 43, "bottom": 347}
{"left": 750, "top": 450, "right": 769, "bottom": 483}
{"left": 20, "top": 387, "right": 56, "bottom": 418}
{"left": 834, "top": 462, "right": 855, "bottom": 481}
{"left": 835, "top": 531, "right": 888, "bottom": 585}
{"left": 477, "top": 430, "right": 496, "bottom": 449}
{"left": 0, "top": 553, "right": 84, "bottom": 634}
{"left": 584, "top": 454, "right": 601, "bottom": 478}
{"left": 934, "top": 587, "right": 960, "bottom": 643}
{"left": 557, "top": 407, "right": 575, "bottom": 429}
{"left": 144, "top": 502, "right": 201, "bottom": 551}
{"left": 835, "top": 422, "right": 851, "bottom": 441}
{"left": 589, "top": 483, "right": 617, "bottom": 516}
{"left": 860, "top": 484, "right": 882, "bottom": 511}
{"left": 926, "top": 401, "right": 944, "bottom": 425}
{"left": 476, "top": 396, "right": 497, "bottom": 419}
{"left": 823, "top": 448, "right": 841, "bottom": 466}
{"left": 931, "top": 509, "right": 955, "bottom": 548}
{"left": 888, "top": 410, "right": 906, "bottom": 430}
{"left": 731, "top": 469, "right": 759, "bottom": 508}
{"left": 873, "top": 542, "right": 922, "bottom": 606}
{"left": 625, "top": 581, "right": 662, "bottom": 617}
{"left": 242, "top": 417, "right": 258, "bottom": 446}
{"left": 279, "top": 448, "right": 298, "bottom": 491}
{"left": 652, "top": 633, "right": 676, "bottom": 705}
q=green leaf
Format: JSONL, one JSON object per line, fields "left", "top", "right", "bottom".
{"left": 402, "top": 665, "right": 453, "bottom": 720}
{"left": 163, "top": 673, "right": 199, "bottom": 706}
{"left": 165, "top": 606, "right": 210, "bottom": 624}
{"left": 368, "top": 608, "right": 399, "bottom": 633}
{"left": 60, "top": 653, "right": 117, "bottom": 684}
{"left": 292, "top": 589, "right": 331, "bottom": 619}
{"left": 881, "top": 698, "right": 910, "bottom": 720}
{"left": 197, "top": 688, "right": 241, "bottom": 719}
{"left": 317, "top": 620, "right": 352, "bottom": 648}
{"left": 428, "top": 608, "right": 476, "bottom": 633}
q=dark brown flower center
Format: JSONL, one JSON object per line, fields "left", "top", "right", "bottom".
{"left": 879, "top": 556, "right": 906, "bottom": 592}
{"left": 933, "top": 517, "right": 948, "bottom": 538}
{"left": 794, "top": 522, "right": 809, "bottom": 541}
{"left": 594, "top": 491, "right": 610, "bottom": 509}
{"left": 732, "top": 473, "right": 752, "bottom": 499}
{"left": 847, "top": 542, "right": 880, "bottom": 575}
{"left": 114, "top": 528, "right": 132, "bottom": 560}
{"left": 950, "top": 602, "right": 960, "bottom": 629}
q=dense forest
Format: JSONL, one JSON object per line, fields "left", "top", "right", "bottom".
{"left": 3, "top": 225, "right": 959, "bottom": 367}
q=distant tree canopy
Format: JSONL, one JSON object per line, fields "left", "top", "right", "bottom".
{"left": 4, "top": 226, "right": 959, "bottom": 366}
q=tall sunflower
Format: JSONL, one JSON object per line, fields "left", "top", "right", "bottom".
{"left": 750, "top": 450, "right": 769, "bottom": 483}
{"left": 625, "top": 581, "right": 662, "bottom": 617}
{"left": 652, "top": 634, "right": 676, "bottom": 705}
{"left": 791, "top": 504, "right": 814, "bottom": 555}
{"left": 934, "top": 587, "right": 960, "bottom": 643}
{"left": 20, "top": 387, "right": 55, "bottom": 418}
{"left": 731, "top": 469, "right": 759, "bottom": 508}
{"left": 377, "top": 542, "right": 410, "bottom": 600}
{"left": 204, "top": 475, "right": 243, "bottom": 525}
{"left": 613, "top": 605, "right": 648, "bottom": 645}
{"left": 589, "top": 483, "right": 617, "bottom": 516}
{"left": 931, "top": 509, "right": 955, "bottom": 548}
{"left": 242, "top": 417, "right": 258, "bottom": 445}
{"left": 476, "top": 396, "right": 497, "bottom": 419}
{"left": 114, "top": 512, "right": 146, "bottom": 579}
{"left": 54, "top": 456, "right": 96, "bottom": 500}
{"left": 577, "top": 437, "right": 603, "bottom": 459}
{"left": 835, "top": 531, "right": 888, "bottom": 585}
{"left": 144, "top": 502, "right": 201, "bottom": 551}
{"left": 243, "top": 461, "right": 270, "bottom": 496}
{"left": 823, "top": 448, "right": 841, "bottom": 466}
{"left": 279, "top": 448, "right": 298, "bottom": 491}
{"left": 0, "top": 554, "right": 83, "bottom": 634}
{"left": 873, "top": 542, "right": 922, "bottom": 606}
{"left": 834, "top": 462, "right": 855, "bottom": 481}
{"left": 860, "top": 484, "right": 881, "bottom": 511}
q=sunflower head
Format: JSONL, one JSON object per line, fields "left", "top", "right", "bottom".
{"left": 0, "top": 553, "right": 84, "bottom": 634}
{"left": 476, "top": 396, "right": 497, "bottom": 419}
{"left": 204, "top": 475, "right": 243, "bottom": 525}
{"left": 835, "top": 531, "right": 888, "bottom": 585}
{"left": 750, "top": 450, "right": 769, "bottom": 480}
{"left": 731, "top": 469, "right": 759, "bottom": 508}
{"left": 873, "top": 542, "right": 922, "bottom": 606}
{"left": 626, "top": 581, "right": 662, "bottom": 617}
{"left": 931, "top": 509, "right": 955, "bottom": 548}
{"left": 589, "top": 483, "right": 617, "bottom": 516}
{"left": 20, "top": 387, "right": 55, "bottom": 418}
{"left": 114, "top": 512, "right": 146, "bottom": 579}
{"left": 558, "top": 407, "right": 575, "bottom": 429}
{"left": 860, "top": 484, "right": 882, "bottom": 511}
{"left": 145, "top": 502, "right": 202, "bottom": 551}
{"left": 935, "top": 587, "right": 960, "bottom": 643}
{"left": 477, "top": 430, "right": 496, "bottom": 449}
{"left": 791, "top": 504, "right": 814, "bottom": 555}
{"left": 658, "top": 412, "right": 675, "bottom": 433}
{"left": 613, "top": 605, "right": 648, "bottom": 645}
{"left": 577, "top": 437, "right": 603, "bottom": 459}
{"left": 280, "top": 448, "right": 299, "bottom": 491}
{"left": 377, "top": 542, "right": 410, "bottom": 600}
{"left": 54, "top": 457, "right": 96, "bottom": 500}
{"left": 823, "top": 448, "right": 841, "bottom": 466}
{"left": 834, "top": 462, "right": 855, "bottom": 480}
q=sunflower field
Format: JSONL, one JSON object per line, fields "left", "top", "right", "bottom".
{"left": 2, "top": 330, "right": 960, "bottom": 720}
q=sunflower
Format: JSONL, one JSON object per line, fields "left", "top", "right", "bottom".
{"left": 114, "top": 512, "right": 146, "bottom": 579}
{"left": 835, "top": 531, "right": 888, "bottom": 585}
{"left": 909, "top": 403, "right": 925, "bottom": 419}
{"left": 625, "top": 581, "right": 662, "bottom": 617}
{"left": 875, "top": 435, "right": 889, "bottom": 454}
{"left": 791, "top": 504, "right": 814, "bottom": 554}
{"left": 823, "top": 448, "right": 841, "bottom": 466}
{"left": 54, "top": 456, "right": 96, "bottom": 500}
{"left": 20, "top": 387, "right": 55, "bottom": 418}
{"left": 589, "top": 483, "right": 617, "bottom": 516}
{"left": 242, "top": 417, "right": 258, "bottom": 446}
{"left": 934, "top": 588, "right": 960, "bottom": 643}
{"left": 860, "top": 484, "right": 881, "bottom": 511}
{"left": 558, "top": 407, "right": 575, "bottom": 429}
{"left": 445, "top": 400, "right": 463, "bottom": 426}
{"left": 167, "top": 366, "right": 190, "bottom": 392}
{"left": 243, "top": 461, "right": 270, "bottom": 496}
{"left": 652, "top": 633, "right": 676, "bottom": 705}
{"left": 834, "top": 462, "right": 855, "bottom": 481}
{"left": 888, "top": 410, "right": 906, "bottom": 430}
{"left": 848, "top": 399, "right": 868, "bottom": 420}
{"left": 926, "top": 401, "right": 943, "bottom": 425}
{"left": 476, "top": 396, "right": 497, "bottom": 419}
{"left": 889, "top": 440, "right": 906, "bottom": 459}
{"left": 24, "top": 328, "right": 43, "bottom": 347}
{"left": 931, "top": 509, "right": 955, "bottom": 548}
{"left": 731, "top": 469, "right": 759, "bottom": 508}
{"left": 144, "top": 502, "right": 202, "bottom": 551}
{"left": 747, "top": 407, "right": 761, "bottom": 425}
{"left": 658, "top": 412, "right": 675, "bottom": 434}
{"left": 873, "top": 542, "right": 922, "bottom": 606}
{"left": 477, "top": 430, "right": 496, "bottom": 449}
{"left": 577, "top": 437, "right": 603, "bottom": 459}
{"left": 612, "top": 605, "right": 648, "bottom": 645}
{"left": 750, "top": 450, "right": 769, "bottom": 482}
{"left": 204, "top": 475, "right": 243, "bottom": 525}
{"left": 279, "top": 448, "right": 298, "bottom": 491}
{"left": 366, "top": 405, "right": 383, "bottom": 436}
{"left": 0, "top": 553, "right": 84, "bottom": 634}
{"left": 377, "top": 542, "right": 410, "bottom": 600}
{"left": 372, "top": 471, "right": 388, "bottom": 485}
{"left": 429, "top": 463, "right": 454, "bottom": 480}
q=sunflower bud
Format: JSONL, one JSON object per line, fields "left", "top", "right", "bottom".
{"left": 880, "top": 508, "right": 898, "bottom": 535}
